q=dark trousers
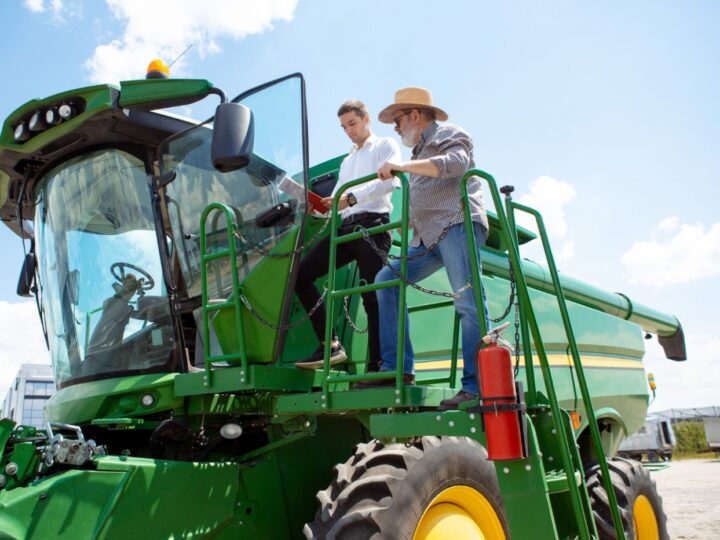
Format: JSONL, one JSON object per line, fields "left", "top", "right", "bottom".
{"left": 295, "top": 213, "right": 391, "bottom": 371}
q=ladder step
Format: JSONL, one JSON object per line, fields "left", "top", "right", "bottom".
{"left": 206, "top": 300, "right": 236, "bottom": 311}
{"left": 207, "top": 354, "right": 244, "bottom": 363}
{"left": 545, "top": 468, "right": 582, "bottom": 494}
{"left": 202, "top": 249, "right": 232, "bottom": 262}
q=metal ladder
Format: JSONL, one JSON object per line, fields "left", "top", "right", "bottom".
{"left": 460, "top": 169, "right": 626, "bottom": 539}
{"left": 198, "top": 202, "right": 249, "bottom": 388}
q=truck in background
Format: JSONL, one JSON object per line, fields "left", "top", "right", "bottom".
{"left": 703, "top": 417, "right": 720, "bottom": 456}
{"left": 618, "top": 416, "right": 677, "bottom": 462}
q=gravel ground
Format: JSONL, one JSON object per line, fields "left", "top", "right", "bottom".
{"left": 652, "top": 458, "right": 720, "bottom": 539}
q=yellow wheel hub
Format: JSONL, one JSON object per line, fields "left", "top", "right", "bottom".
{"left": 633, "top": 494, "right": 660, "bottom": 540}
{"left": 413, "top": 485, "right": 506, "bottom": 540}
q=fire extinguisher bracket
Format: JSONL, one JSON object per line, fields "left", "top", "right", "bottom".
{"left": 469, "top": 402, "right": 527, "bottom": 415}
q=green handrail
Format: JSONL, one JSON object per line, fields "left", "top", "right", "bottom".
{"left": 320, "top": 172, "right": 411, "bottom": 402}
{"left": 511, "top": 200, "right": 625, "bottom": 539}
{"left": 502, "top": 191, "right": 537, "bottom": 403}
{"left": 199, "top": 202, "right": 248, "bottom": 388}
{"left": 460, "top": 169, "right": 596, "bottom": 540}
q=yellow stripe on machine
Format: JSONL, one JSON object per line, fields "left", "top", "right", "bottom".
{"left": 416, "top": 354, "right": 643, "bottom": 371}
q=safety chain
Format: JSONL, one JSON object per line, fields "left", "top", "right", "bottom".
{"left": 384, "top": 260, "right": 473, "bottom": 299}
{"left": 342, "top": 296, "right": 368, "bottom": 334}
{"left": 486, "top": 259, "right": 521, "bottom": 377}
{"left": 490, "top": 264, "right": 516, "bottom": 323}
{"left": 513, "top": 293, "right": 521, "bottom": 377}
{"left": 357, "top": 225, "right": 471, "bottom": 299}
{"left": 238, "top": 288, "right": 327, "bottom": 330}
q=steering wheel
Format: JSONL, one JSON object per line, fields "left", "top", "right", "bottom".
{"left": 110, "top": 262, "right": 155, "bottom": 291}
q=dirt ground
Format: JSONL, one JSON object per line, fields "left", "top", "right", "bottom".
{"left": 652, "top": 458, "right": 720, "bottom": 539}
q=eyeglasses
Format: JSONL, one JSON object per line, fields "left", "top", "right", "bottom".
{"left": 392, "top": 110, "right": 412, "bottom": 128}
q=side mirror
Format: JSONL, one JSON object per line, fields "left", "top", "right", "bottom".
{"left": 17, "top": 252, "right": 36, "bottom": 298}
{"left": 211, "top": 102, "right": 254, "bottom": 173}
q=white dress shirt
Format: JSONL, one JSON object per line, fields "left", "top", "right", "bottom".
{"left": 332, "top": 134, "right": 402, "bottom": 219}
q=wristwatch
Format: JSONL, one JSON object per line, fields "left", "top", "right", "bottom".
{"left": 347, "top": 192, "right": 358, "bottom": 207}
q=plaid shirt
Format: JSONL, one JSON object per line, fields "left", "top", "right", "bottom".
{"left": 408, "top": 122, "right": 488, "bottom": 247}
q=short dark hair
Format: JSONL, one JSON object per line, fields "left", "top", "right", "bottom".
{"left": 337, "top": 100, "right": 368, "bottom": 119}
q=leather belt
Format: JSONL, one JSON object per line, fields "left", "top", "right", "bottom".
{"left": 341, "top": 212, "right": 389, "bottom": 227}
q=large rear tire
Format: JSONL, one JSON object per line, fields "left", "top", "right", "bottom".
{"left": 586, "top": 457, "right": 669, "bottom": 540}
{"left": 303, "top": 436, "right": 509, "bottom": 540}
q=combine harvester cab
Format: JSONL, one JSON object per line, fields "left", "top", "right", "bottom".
{"left": 0, "top": 69, "right": 686, "bottom": 539}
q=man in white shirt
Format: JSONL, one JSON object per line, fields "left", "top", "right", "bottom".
{"left": 294, "top": 100, "right": 401, "bottom": 371}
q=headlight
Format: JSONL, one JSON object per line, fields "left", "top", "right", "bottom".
{"left": 28, "top": 111, "right": 47, "bottom": 132}
{"left": 220, "top": 423, "right": 243, "bottom": 440}
{"left": 13, "top": 123, "right": 30, "bottom": 142}
{"left": 140, "top": 393, "right": 156, "bottom": 407}
{"left": 46, "top": 108, "right": 61, "bottom": 125}
{"left": 58, "top": 103, "right": 75, "bottom": 120}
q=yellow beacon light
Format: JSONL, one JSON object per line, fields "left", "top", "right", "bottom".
{"left": 146, "top": 59, "right": 170, "bottom": 80}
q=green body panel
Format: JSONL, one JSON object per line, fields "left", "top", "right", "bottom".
{"left": 211, "top": 227, "right": 300, "bottom": 363}
{"left": 0, "top": 418, "right": 366, "bottom": 540}
{"left": 44, "top": 373, "right": 182, "bottom": 426}
{"left": 0, "top": 457, "right": 238, "bottom": 539}
{"left": 118, "top": 79, "right": 213, "bottom": 110}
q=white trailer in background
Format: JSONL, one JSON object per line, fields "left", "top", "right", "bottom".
{"left": 618, "top": 416, "right": 677, "bottom": 462}
{"left": 703, "top": 417, "right": 720, "bottom": 455}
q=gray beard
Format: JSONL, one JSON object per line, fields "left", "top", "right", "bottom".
{"left": 401, "top": 128, "right": 417, "bottom": 148}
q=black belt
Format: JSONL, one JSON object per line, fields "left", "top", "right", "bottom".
{"left": 341, "top": 212, "right": 389, "bottom": 227}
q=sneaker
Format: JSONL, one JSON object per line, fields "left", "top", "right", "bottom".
{"left": 438, "top": 390, "right": 477, "bottom": 411}
{"left": 294, "top": 341, "right": 347, "bottom": 370}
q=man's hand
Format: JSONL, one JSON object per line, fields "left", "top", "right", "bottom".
{"left": 321, "top": 195, "right": 348, "bottom": 210}
{"left": 378, "top": 161, "right": 404, "bottom": 180}
{"left": 116, "top": 273, "right": 141, "bottom": 301}
{"left": 380, "top": 159, "right": 440, "bottom": 179}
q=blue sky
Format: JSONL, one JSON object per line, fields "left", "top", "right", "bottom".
{"left": 0, "top": 0, "right": 717, "bottom": 411}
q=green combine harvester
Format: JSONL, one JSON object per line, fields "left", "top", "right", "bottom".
{"left": 0, "top": 71, "right": 686, "bottom": 539}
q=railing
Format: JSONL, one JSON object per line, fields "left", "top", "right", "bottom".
{"left": 508, "top": 198, "right": 625, "bottom": 539}
{"left": 318, "top": 173, "right": 410, "bottom": 401}
{"left": 199, "top": 202, "right": 249, "bottom": 388}
{"left": 461, "top": 169, "right": 624, "bottom": 540}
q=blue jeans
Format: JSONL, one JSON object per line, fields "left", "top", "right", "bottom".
{"left": 375, "top": 222, "right": 490, "bottom": 395}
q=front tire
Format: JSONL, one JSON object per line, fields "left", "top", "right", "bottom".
{"left": 303, "top": 436, "right": 509, "bottom": 540}
{"left": 586, "top": 457, "right": 668, "bottom": 540}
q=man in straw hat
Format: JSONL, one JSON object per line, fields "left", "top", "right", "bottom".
{"left": 356, "top": 87, "right": 490, "bottom": 411}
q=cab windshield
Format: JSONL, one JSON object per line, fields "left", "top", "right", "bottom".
{"left": 159, "top": 75, "right": 305, "bottom": 299}
{"left": 34, "top": 149, "right": 175, "bottom": 387}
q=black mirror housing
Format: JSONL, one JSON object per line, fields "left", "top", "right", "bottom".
{"left": 17, "top": 252, "right": 36, "bottom": 297}
{"left": 211, "top": 102, "right": 254, "bottom": 173}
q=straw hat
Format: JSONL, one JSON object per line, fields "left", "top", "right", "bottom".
{"left": 378, "top": 87, "right": 448, "bottom": 123}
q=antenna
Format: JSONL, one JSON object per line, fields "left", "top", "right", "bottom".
{"left": 169, "top": 44, "right": 194, "bottom": 68}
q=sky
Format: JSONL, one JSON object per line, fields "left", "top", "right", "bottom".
{"left": 0, "top": 0, "right": 717, "bottom": 412}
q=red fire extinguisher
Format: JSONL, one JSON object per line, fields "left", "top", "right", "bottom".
{"left": 477, "top": 323, "right": 526, "bottom": 460}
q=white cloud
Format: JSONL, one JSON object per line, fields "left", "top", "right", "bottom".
{"left": 24, "top": 0, "right": 45, "bottom": 12}
{"left": 621, "top": 220, "right": 720, "bottom": 287}
{"left": 23, "top": 0, "right": 69, "bottom": 21}
{"left": 516, "top": 175, "right": 577, "bottom": 265}
{"left": 85, "top": 0, "right": 299, "bottom": 84}
{"left": 0, "top": 302, "right": 50, "bottom": 405}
